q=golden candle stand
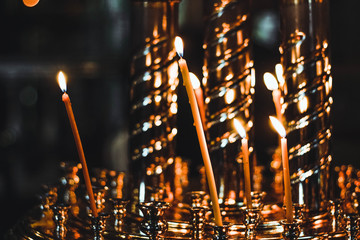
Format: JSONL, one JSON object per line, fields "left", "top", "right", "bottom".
{"left": 5, "top": 162, "right": 358, "bottom": 240}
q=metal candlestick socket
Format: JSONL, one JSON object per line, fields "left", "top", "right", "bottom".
{"left": 283, "top": 203, "right": 306, "bottom": 220}
{"left": 90, "top": 213, "right": 110, "bottom": 240}
{"left": 251, "top": 191, "right": 266, "bottom": 210}
{"left": 138, "top": 201, "right": 171, "bottom": 239}
{"left": 345, "top": 213, "right": 359, "bottom": 240}
{"left": 189, "top": 191, "right": 207, "bottom": 208}
{"left": 212, "top": 222, "right": 231, "bottom": 240}
{"left": 191, "top": 206, "right": 208, "bottom": 239}
{"left": 110, "top": 198, "right": 129, "bottom": 232}
{"left": 51, "top": 203, "right": 70, "bottom": 239}
{"left": 280, "top": 219, "right": 302, "bottom": 240}
{"left": 243, "top": 207, "right": 262, "bottom": 239}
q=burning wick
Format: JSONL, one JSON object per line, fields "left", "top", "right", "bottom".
{"left": 269, "top": 116, "right": 293, "bottom": 223}
{"left": 57, "top": 71, "right": 98, "bottom": 218}
{"left": 175, "top": 36, "right": 222, "bottom": 226}
{"left": 264, "top": 72, "right": 282, "bottom": 122}
{"left": 233, "top": 119, "right": 252, "bottom": 209}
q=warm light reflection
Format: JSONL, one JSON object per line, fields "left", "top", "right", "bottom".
{"left": 298, "top": 96, "right": 308, "bottom": 113}
{"left": 57, "top": 71, "right": 67, "bottom": 92}
{"left": 269, "top": 116, "right": 286, "bottom": 138}
{"left": 174, "top": 36, "right": 184, "bottom": 57}
{"left": 263, "top": 72, "right": 278, "bottom": 91}
{"left": 189, "top": 72, "right": 200, "bottom": 89}
{"left": 23, "top": 0, "right": 39, "bottom": 7}
{"left": 275, "top": 64, "right": 285, "bottom": 87}
{"left": 225, "top": 89, "right": 236, "bottom": 104}
{"left": 233, "top": 119, "right": 246, "bottom": 138}
{"left": 154, "top": 72, "right": 162, "bottom": 88}
{"left": 170, "top": 103, "right": 178, "bottom": 114}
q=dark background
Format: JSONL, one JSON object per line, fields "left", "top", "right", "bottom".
{"left": 0, "top": 0, "right": 359, "bottom": 235}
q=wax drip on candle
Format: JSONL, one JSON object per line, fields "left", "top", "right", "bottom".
{"left": 233, "top": 119, "right": 252, "bottom": 209}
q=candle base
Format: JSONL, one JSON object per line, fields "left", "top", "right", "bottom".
{"left": 280, "top": 219, "right": 301, "bottom": 240}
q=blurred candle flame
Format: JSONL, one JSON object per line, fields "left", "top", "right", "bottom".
{"left": 174, "top": 36, "right": 184, "bottom": 57}
{"left": 298, "top": 96, "right": 308, "bottom": 113}
{"left": 269, "top": 116, "right": 286, "bottom": 138}
{"left": 189, "top": 72, "right": 201, "bottom": 89}
{"left": 275, "top": 64, "right": 285, "bottom": 87}
{"left": 233, "top": 119, "right": 246, "bottom": 138}
{"left": 57, "top": 71, "right": 67, "bottom": 92}
{"left": 263, "top": 72, "right": 279, "bottom": 91}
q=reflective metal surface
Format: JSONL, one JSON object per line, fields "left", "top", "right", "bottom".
{"left": 5, "top": 165, "right": 355, "bottom": 239}
{"left": 129, "top": 0, "right": 181, "bottom": 205}
{"left": 202, "top": 0, "right": 255, "bottom": 204}
{"left": 279, "top": 0, "right": 333, "bottom": 213}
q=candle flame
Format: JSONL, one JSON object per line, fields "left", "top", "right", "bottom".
{"left": 269, "top": 116, "right": 286, "bottom": 138}
{"left": 57, "top": 71, "right": 67, "bottom": 92}
{"left": 263, "top": 72, "right": 279, "bottom": 91}
{"left": 174, "top": 36, "right": 184, "bottom": 57}
{"left": 275, "top": 64, "right": 285, "bottom": 86}
{"left": 189, "top": 72, "right": 201, "bottom": 89}
{"left": 233, "top": 118, "right": 246, "bottom": 138}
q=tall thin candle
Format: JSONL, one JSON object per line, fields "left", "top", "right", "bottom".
{"left": 233, "top": 119, "right": 252, "bottom": 209}
{"left": 175, "top": 36, "right": 222, "bottom": 226}
{"left": 57, "top": 71, "right": 98, "bottom": 218}
{"left": 269, "top": 116, "right": 293, "bottom": 223}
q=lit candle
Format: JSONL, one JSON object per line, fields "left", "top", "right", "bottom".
{"left": 189, "top": 72, "right": 206, "bottom": 130}
{"left": 269, "top": 116, "right": 293, "bottom": 223}
{"left": 233, "top": 119, "right": 252, "bottom": 209}
{"left": 175, "top": 36, "right": 222, "bottom": 226}
{"left": 57, "top": 71, "right": 98, "bottom": 218}
{"left": 264, "top": 72, "right": 282, "bottom": 122}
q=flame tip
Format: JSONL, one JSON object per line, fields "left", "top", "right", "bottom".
{"left": 57, "top": 70, "right": 67, "bottom": 92}
{"left": 174, "top": 36, "right": 184, "bottom": 57}
{"left": 233, "top": 118, "right": 246, "bottom": 138}
{"left": 269, "top": 116, "right": 286, "bottom": 138}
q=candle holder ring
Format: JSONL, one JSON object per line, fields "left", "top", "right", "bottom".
{"left": 280, "top": 219, "right": 302, "bottom": 240}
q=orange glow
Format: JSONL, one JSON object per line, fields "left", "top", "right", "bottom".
{"left": 174, "top": 36, "right": 184, "bottom": 57}
{"left": 263, "top": 72, "right": 279, "bottom": 91}
{"left": 269, "top": 116, "right": 286, "bottom": 138}
{"left": 57, "top": 71, "right": 67, "bottom": 92}
{"left": 23, "top": 0, "right": 39, "bottom": 7}
{"left": 233, "top": 119, "right": 246, "bottom": 138}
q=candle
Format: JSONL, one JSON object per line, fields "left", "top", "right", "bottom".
{"left": 57, "top": 71, "right": 98, "bottom": 218}
{"left": 264, "top": 72, "right": 282, "bottom": 122}
{"left": 233, "top": 119, "right": 252, "bottom": 209}
{"left": 269, "top": 116, "right": 293, "bottom": 223}
{"left": 175, "top": 36, "right": 223, "bottom": 226}
{"left": 189, "top": 72, "right": 206, "bottom": 130}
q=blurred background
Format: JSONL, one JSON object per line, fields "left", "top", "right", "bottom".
{"left": 0, "top": 0, "right": 359, "bottom": 235}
